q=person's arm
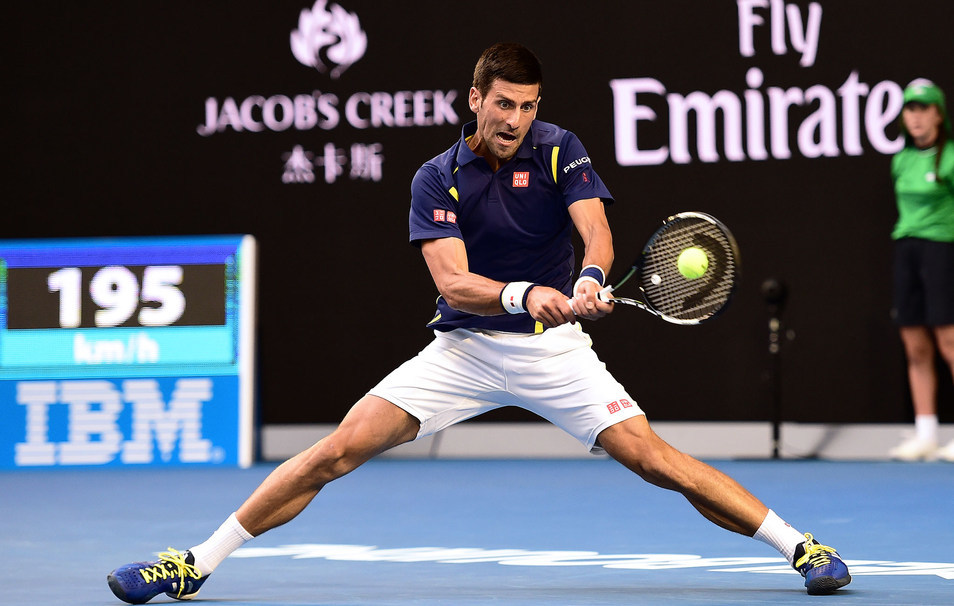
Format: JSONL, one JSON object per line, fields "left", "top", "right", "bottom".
{"left": 420, "top": 237, "right": 578, "bottom": 328}
{"left": 420, "top": 237, "right": 508, "bottom": 316}
{"left": 566, "top": 197, "right": 615, "bottom": 320}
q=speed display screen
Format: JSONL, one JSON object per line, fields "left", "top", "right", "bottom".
{"left": 9, "top": 264, "right": 226, "bottom": 329}
{"left": 0, "top": 235, "right": 257, "bottom": 469}
{"left": 0, "top": 238, "right": 247, "bottom": 372}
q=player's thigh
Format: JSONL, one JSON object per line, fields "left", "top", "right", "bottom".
{"left": 330, "top": 395, "right": 421, "bottom": 461}
{"left": 368, "top": 329, "right": 511, "bottom": 438}
{"left": 511, "top": 324, "right": 643, "bottom": 451}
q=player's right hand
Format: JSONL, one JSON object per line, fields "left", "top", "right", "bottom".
{"left": 526, "top": 286, "right": 577, "bottom": 328}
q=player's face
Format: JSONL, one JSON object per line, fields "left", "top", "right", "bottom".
{"left": 902, "top": 102, "right": 943, "bottom": 148}
{"left": 469, "top": 79, "right": 540, "bottom": 167}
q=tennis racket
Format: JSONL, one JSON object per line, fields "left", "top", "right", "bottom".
{"left": 598, "top": 211, "right": 740, "bottom": 325}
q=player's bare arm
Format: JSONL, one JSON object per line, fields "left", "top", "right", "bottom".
{"left": 420, "top": 237, "right": 576, "bottom": 328}
{"left": 568, "top": 197, "right": 615, "bottom": 319}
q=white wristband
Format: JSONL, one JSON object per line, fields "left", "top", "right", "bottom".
{"left": 500, "top": 281, "right": 536, "bottom": 314}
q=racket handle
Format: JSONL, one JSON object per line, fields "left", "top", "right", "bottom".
{"left": 566, "top": 287, "right": 615, "bottom": 314}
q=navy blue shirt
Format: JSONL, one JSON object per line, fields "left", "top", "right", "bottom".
{"left": 409, "top": 120, "right": 613, "bottom": 333}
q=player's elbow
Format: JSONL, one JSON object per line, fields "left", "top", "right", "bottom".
{"left": 433, "top": 274, "right": 471, "bottom": 311}
{"left": 439, "top": 289, "right": 470, "bottom": 312}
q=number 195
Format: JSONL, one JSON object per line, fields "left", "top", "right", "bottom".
{"left": 47, "top": 266, "right": 186, "bottom": 328}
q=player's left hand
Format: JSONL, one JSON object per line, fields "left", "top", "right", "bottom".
{"left": 569, "top": 280, "right": 614, "bottom": 321}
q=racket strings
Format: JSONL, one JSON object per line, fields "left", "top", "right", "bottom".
{"left": 640, "top": 217, "right": 738, "bottom": 322}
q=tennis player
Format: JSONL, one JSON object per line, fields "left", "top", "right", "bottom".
{"left": 107, "top": 43, "right": 850, "bottom": 603}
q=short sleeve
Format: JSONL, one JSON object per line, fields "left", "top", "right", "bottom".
{"left": 940, "top": 141, "right": 954, "bottom": 183}
{"left": 556, "top": 131, "right": 614, "bottom": 207}
{"left": 409, "top": 163, "right": 462, "bottom": 247}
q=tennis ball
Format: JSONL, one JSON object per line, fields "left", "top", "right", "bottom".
{"left": 677, "top": 247, "right": 708, "bottom": 280}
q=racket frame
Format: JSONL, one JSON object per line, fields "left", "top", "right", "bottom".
{"left": 599, "top": 211, "right": 740, "bottom": 325}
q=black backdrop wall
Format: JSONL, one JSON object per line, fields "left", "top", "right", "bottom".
{"left": 11, "top": 1, "right": 954, "bottom": 425}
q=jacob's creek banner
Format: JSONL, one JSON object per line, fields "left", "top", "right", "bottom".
{"left": 10, "top": 1, "right": 954, "bottom": 426}
{"left": 0, "top": 236, "right": 257, "bottom": 469}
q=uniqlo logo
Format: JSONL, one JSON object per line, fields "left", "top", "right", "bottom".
{"left": 513, "top": 172, "right": 529, "bottom": 187}
{"left": 447, "top": 211, "right": 457, "bottom": 223}
{"left": 433, "top": 209, "right": 446, "bottom": 222}
{"left": 620, "top": 399, "right": 632, "bottom": 408}
{"left": 607, "top": 401, "right": 621, "bottom": 414}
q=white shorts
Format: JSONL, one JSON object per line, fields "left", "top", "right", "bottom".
{"left": 368, "top": 322, "right": 644, "bottom": 453}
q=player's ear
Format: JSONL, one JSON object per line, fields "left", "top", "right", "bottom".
{"left": 469, "top": 87, "right": 482, "bottom": 114}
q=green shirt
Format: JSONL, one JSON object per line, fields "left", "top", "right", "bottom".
{"left": 891, "top": 140, "right": 954, "bottom": 242}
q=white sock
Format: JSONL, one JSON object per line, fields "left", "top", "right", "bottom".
{"left": 188, "top": 512, "right": 254, "bottom": 575}
{"left": 915, "top": 414, "right": 939, "bottom": 443}
{"left": 753, "top": 509, "right": 806, "bottom": 565}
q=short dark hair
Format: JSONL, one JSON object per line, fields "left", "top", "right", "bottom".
{"left": 472, "top": 43, "right": 543, "bottom": 98}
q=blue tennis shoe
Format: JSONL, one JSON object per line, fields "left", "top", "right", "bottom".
{"left": 107, "top": 548, "right": 208, "bottom": 604}
{"left": 793, "top": 533, "right": 851, "bottom": 595}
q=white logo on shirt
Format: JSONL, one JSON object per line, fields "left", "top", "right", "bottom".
{"left": 563, "top": 156, "right": 591, "bottom": 173}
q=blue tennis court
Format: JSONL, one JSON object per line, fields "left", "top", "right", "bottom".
{"left": 2, "top": 458, "right": 951, "bottom": 605}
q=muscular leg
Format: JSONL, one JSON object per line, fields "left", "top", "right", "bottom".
{"left": 236, "top": 395, "right": 420, "bottom": 536}
{"left": 900, "top": 326, "right": 939, "bottom": 417}
{"left": 597, "top": 415, "right": 768, "bottom": 536}
{"left": 935, "top": 326, "right": 954, "bottom": 459}
{"left": 934, "top": 325, "right": 954, "bottom": 384}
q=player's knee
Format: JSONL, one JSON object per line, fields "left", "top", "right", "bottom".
{"left": 902, "top": 329, "right": 936, "bottom": 363}
{"left": 908, "top": 347, "right": 937, "bottom": 367}
{"left": 298, "top": 435, "right": 367, "bottom": 485}
{"left": 601, "top": 423, "right": 675, "bottom": 482}
{"left": 631, "top": 443, "right": 682, "bottom": 485}
{"left": 935, "top": 330, "right": 954, "bottom": 363}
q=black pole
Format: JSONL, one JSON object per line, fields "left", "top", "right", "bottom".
{"left": 761, "top": 278, "right": 787, "bottom": 459}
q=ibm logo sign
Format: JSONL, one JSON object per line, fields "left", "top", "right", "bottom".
{"left": 13, "top": 379, "right": 221, "bottom": 466}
